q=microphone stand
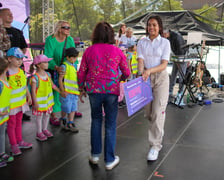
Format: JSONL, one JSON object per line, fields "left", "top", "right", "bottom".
{"left": 21, "top": 16, "right": 30, "bottom": 32}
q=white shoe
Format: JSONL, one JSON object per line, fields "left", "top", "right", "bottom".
{"left": 105, "top": 156, "right": 120, "bottom": 170}
{"left": 147, "top": 148, "right": 159, "bottom": 161}
{"left": 89, "top": 155, "right": 99, "bottom": 164}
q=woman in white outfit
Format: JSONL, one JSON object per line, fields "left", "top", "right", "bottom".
{"left": 137, "top": 15, "right": 171, "bottom": 161}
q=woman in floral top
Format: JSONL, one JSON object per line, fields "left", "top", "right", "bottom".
{"left": 78, "top": 21, "right": 130, "bottom": 170}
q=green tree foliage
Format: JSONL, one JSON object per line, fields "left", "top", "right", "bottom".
{"left": 96, "top": 0, "right": 117, "bottom": 22}
{"left": 193, "top": 4, "right": 221, "bottom": 31}
{"left": 150, "top": 0, "right": 183, "bottom": 11}
{"left": 28, "top": 0, "right": 223, "bottom": 43}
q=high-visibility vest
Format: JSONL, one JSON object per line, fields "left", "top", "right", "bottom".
{"left": 63, "top": 62, "right": 80, "bottom": 95}
{"left": 35, "top": 72, "right": 54, "bottom": 111}
{"left": 0, "top": 80, "right": 12, "bottom": 125}
{"left": 8, "top": 68, "right": 27, "bottom": 110}
{"left": 130, "top": 51, "right": 138, "bottom": 74}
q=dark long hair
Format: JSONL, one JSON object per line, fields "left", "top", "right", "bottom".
{"left": 91, "top": 21, "right": 115, "bottom": 45}
{"left": 118, "top": 23, "right": 126, "bottom": 38}
{"left": 146, "top": 15, "right": 164, "bottom": 37}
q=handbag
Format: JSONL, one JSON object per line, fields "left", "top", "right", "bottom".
{"left": 48, "top": 37, "right": 68, "bottom": 85}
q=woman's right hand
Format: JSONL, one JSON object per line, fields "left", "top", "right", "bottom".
{"left": 142, "top": 69, "right": 151, "bottom": 82}
{"left": 55, "top": 66, "right": 65, "bottom": 74}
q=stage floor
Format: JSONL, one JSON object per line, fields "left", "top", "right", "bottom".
{"left": 1, "top": 88, "right": 224, "bottom": 180}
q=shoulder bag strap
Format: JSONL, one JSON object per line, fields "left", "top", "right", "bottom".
{"left": 61, "top": 36, "right": 68, "bottom": 65}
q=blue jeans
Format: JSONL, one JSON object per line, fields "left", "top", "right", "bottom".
{"left": 88, "top": 93, "right": 118, "bottom": 163}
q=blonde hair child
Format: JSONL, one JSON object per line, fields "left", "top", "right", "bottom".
{"left": 6, "top": 47, "right": 32, "bottom": 156}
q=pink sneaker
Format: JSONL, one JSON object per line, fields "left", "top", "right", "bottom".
{"left": 36, "top": 132, "right": 47, "bottom": 141}
{"left": 42, "top": 129, "right": 53, "bottom": 138}
{"left": 75, "top": 112, "right": 82, "bottom": 118}
{"left": 50, "top": 118, "right": 60, "bottom": 126}
{"left": 18, "top": 140, "right": 33, "bottom": 149}
{"left": 11, "top": 145, "right": 22, "bottom": 156}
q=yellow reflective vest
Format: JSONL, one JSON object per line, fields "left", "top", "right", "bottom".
{"left": 63, "top": 62, "right": 80, "bottom": 95}
{"left": 0, "top": 80, "right": 12, "bottom": 125}
{"left": 130, "top": 51, "right": 138, "bottom": 74}
{"left": 35, "top": 73, "right": 54, "bottom": 111}
{"left": 8, "top": 68, "right": 27, "bottom": 110}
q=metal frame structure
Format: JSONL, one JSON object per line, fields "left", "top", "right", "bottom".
{"left": 42, "top": 0, "right": 54, "bottom": 42}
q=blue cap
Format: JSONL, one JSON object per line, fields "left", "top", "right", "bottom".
{"left": 127, "top": 40, "right": 136, "bottom": 48}
{"left": 6, "top": 47, "right": 27, "bottom": 58}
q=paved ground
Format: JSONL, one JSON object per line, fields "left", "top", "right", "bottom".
{"left": 1, "top": 87, "right": 224, "bottom": 180}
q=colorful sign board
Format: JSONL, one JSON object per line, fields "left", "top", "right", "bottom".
{"left": 123, "top": 77, "right": 153, "bottom": 116}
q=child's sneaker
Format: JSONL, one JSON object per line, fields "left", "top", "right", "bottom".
{"left": 60, "top": 117, "right": 67, "bottom": 129}
{"left": 0, "top": 160, "right": 7, "bottom": 168}
{"left": 65, "top": 122, "right": 79, "bottom": 133}
{"left": 75, "top": 111, "right": 82, "bottom": 117}
{"left": 50, "top": 117, "right": 60, "bottom": 126}
{"left": 42, "top": 129, "right": 53, "bottom": 138}
{"left": 36, "top": 132, "right": 47, "bottom": 141}
{"left": 0, "top": 153, "right": 14, "bottom": 163}
{"left": 118, "top": 102, "right": 123, "bottom": 109}
{"left": 121, "top": 101, "right": 126, "bottom": 107}
{"left": 11, "top": 145, "right": 22, "bottom": 156}
{"left": 18, "top": 140, "right": 33, "bottom": 149}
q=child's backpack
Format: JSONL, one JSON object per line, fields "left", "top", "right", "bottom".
{"left": 27, "top": 74, "right": 38, "bottom": 94}
{"left": 27, "top": 72, "right": 51, "bottom": 93}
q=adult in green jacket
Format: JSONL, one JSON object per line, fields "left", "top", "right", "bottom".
{"left": 44, "top": 20, "right": 75, "bottom": 125}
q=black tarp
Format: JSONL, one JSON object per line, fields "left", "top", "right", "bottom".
{"left": 123, "top": 10, "right": 224, "bottom": 46}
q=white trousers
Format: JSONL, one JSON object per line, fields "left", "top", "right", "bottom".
{"left": 144, "top": 70, "right": 169, "bottom": 151}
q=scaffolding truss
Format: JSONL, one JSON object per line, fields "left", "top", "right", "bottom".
{"left": 42, "top": 0, "right": 54, "bottom": 42}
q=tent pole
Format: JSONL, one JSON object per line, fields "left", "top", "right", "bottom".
{"left": 218, "top": 44, "right": 221, "bottom": 84}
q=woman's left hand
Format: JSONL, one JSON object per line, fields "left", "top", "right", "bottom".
{"left": 79, "top": 91, "right": 87, "bottom": 103}
{"left": 142, "top": 69, "right": 151, "bottom": 82}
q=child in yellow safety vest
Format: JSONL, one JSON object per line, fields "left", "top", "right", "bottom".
{"left": 0, "top": 58, "right": 14, "bottom": 168}
{"left": 6, "top": 47, "right": 32, "bottom": 156}
{"left": 29, "top": 55, "right": 62, "bottom": 141}
{"left": 59, "top": 47, "right": 80, "bottom": 133}
{"left": 126, "top": 40, "right": 137, "bottom": 80}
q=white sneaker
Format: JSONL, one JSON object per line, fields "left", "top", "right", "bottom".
{"left": 105, "top": 156, "right": 120, "bottom": 170}
{"left": 147, "top": 148, "right": 159, "bottom": 161}
{"left": 89, "top": 155, "right": 99, "bottom": 164}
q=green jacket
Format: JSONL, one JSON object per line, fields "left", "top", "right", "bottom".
{"left": 44, "top": 35, "right": 75, "bottom": 70}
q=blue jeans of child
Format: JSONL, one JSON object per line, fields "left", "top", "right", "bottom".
{"left": 88, "top": 93, "right": 118, "bottom": 163}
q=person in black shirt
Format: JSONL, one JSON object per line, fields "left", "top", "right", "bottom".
{"left": 0, "top": 8, "right": 30, "bottom": 120}
{"left": 0, "top": 8, "right": 27, "bottom": 53}
{"left": 163, "top": 29, "right": 187, "bottom": 103}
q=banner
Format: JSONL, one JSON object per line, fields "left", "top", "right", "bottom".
{"left": 1, "top": 0, "right": 30, "bottom": 39}
{"left": 123, "top": 77, "right": 153, "bottom": 116}
{"left": 1, "top": 0, "right": 32, "bottom": 73}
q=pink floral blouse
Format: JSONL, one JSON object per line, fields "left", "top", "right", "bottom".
{"left": 78, "top": 43, "right": 130, "bottom": 95}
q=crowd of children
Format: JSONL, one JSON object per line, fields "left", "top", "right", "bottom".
{"left": 0, "top": 46, "right": 81, "bottom": 168}
{"left": 0, "top": 24, "right": 138, "bottom": 168}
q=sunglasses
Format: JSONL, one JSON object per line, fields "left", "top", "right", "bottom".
{"left": 61, "top": 26, "right": 71, "bottom": 30}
